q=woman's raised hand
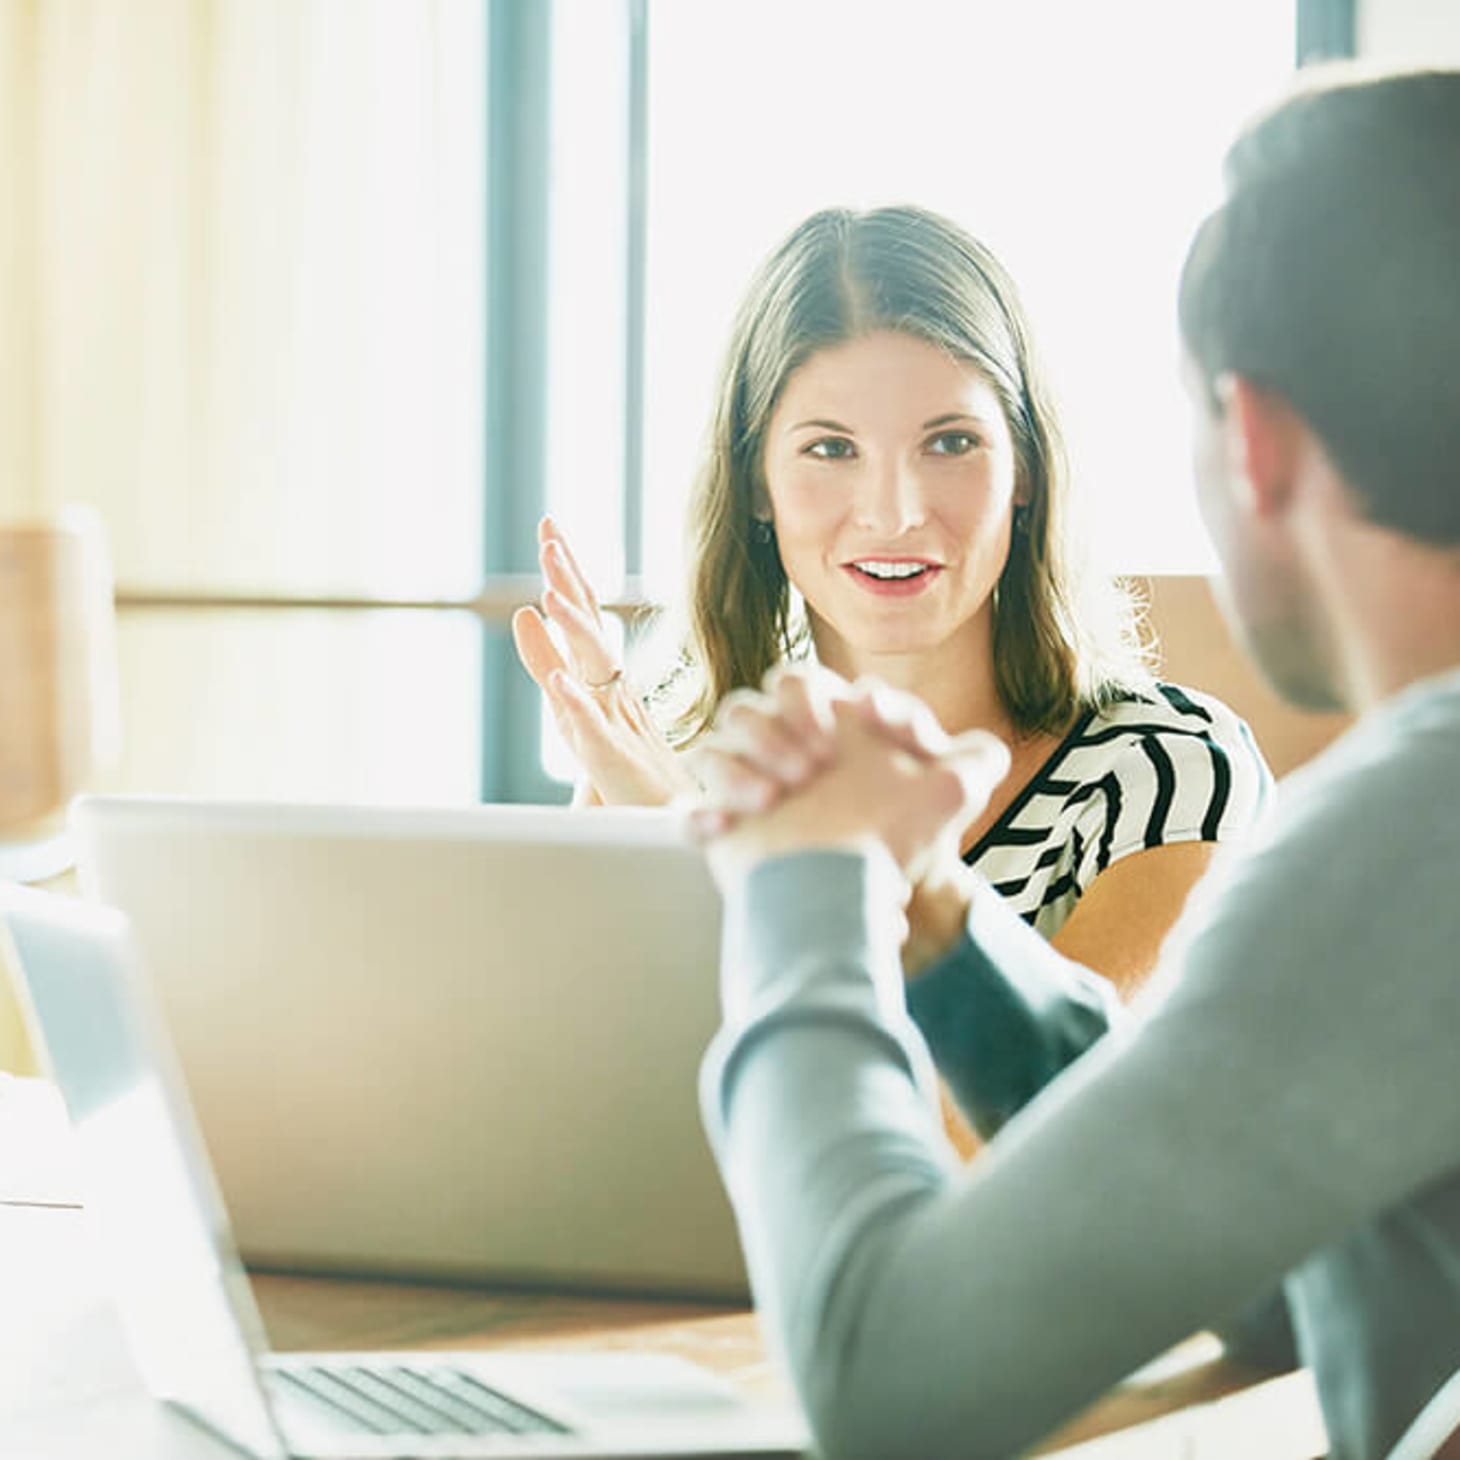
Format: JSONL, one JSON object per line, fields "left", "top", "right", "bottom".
{"left": 511, "top": 517, "right": 697, "bottom": 807}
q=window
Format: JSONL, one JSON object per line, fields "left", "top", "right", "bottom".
{"left": 30, "top": 2, "right": 489, "bottom": 807}
{"left": 26, "top": 2, "right": 1345, "bottom": 810}
{"left": 639, "top": 1, "right": 1299, "bottom": 588}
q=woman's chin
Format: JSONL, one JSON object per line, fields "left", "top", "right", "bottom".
{"left": 834, "top": 629, "right": 959, "bottom": 669}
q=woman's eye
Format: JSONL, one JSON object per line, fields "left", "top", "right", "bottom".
{"left": 928, "top": 431, "right": 979, "bottom": 456}
{"left": 805, "top": 437, "right": 857, "bottom": 461}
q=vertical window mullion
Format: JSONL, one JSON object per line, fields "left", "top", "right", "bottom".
{"left": 623, "top": 0, "right": 649, "bottom": 583}
{"left": 1297, "top": 0, "right": 1357, "bottom": 63}
{"left": 480, "top": 0, "right": 560, "bottom": 804}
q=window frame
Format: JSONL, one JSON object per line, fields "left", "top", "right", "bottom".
{"left": 1298, "top": 0, "right": 1357, "bottom": 64}
{"left": 109, "top": 1, "right": 1357, "bottom": 805}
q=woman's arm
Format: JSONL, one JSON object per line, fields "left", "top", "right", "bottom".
{"left": 1050, "top": 839, "right": 1219, "bottom": 994}
{"left": 905, "top": 877, "right": 1122, "bottom": 1141}
{"left": 909, "top": 714, "right": 1265, "bottom": 1149}
{"left": 899, "top": 841, "right": 1222, "bottom": 1162}
{"left": 899, "top": 841, "right": 1221, "bottom": 1118}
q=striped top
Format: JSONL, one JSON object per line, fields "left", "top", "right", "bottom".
{"left": 965, "top": 683, "right": 1272, "bottom": 938}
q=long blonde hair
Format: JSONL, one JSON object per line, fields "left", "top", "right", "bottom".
{"left": 661, "top": 205, "right": 1147, "bottom": 742}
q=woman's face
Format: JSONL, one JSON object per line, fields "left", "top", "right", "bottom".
{"left": 760, "top": 329, "right": 1022, "bottom": 679}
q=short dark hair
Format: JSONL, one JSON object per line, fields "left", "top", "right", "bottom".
{"left": 1179, "top": 65, "right": 1460, "bottom": 545}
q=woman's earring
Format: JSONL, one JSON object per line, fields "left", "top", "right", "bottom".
{"left": 752, "top": 518, "right": 775, "bottom": 546}
{"left": 1013, "top": 505, "right": 1030, "bottom": 535}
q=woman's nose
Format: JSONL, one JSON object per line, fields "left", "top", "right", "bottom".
{"left": 852, "top": 457, "right": 927, "bottom": 536}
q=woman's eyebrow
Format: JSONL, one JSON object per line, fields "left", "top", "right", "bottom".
{"left": 787, "top": 411, "right": 997, "bottom": 433}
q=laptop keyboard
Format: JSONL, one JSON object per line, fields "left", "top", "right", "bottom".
{"left": 264, "top": 1361, "right": 570, "bottom": 1437}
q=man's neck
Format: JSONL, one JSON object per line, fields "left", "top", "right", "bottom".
{"left": 1350, "top": 554, "right": 1460, "bottom": 709}
{"left": 1311, "top": 500, "right": 1460, "bottom": 713}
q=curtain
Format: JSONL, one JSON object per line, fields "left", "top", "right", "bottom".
{"left": 0, "top": 0, "right": 487, "bottom": 1074}
{"left": 0, "top": 0, "right": 483, "bottom": 593}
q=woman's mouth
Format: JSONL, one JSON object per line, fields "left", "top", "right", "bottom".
{"left": 842, "top": 558, "right": 942, "bottom": 596}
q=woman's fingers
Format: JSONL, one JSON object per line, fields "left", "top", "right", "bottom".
{"left": 539, "top": 518, "right": 602, "bottom": 626}
{"left": 942, "top": 728, "right": 1013, "bottom": 803}
{"left": 548, "top": 669, "right": 616, "bottom": 752}
{"left": 511, "top": 605, "right": 568, "bottom": 692}
{"left": 711, "top": 689, "right": 819, "bottom": 787}
{"left": 516, "top": 612, "right": 619, "bottom": 762}
{"left": 692, "top": 674, "right": 834, "bottom": 830}
{"left": 755, "top": 663, "right": 936, "bottom": 764}
{"left": 846, "top": 677, "right": 948, "bottom": 760}
{"left": 690, "top": 741, "right": 783, "bottom": 815}
{"left": 517, "top": 528, "right": 698, "bottom": 808}
{"left": 549, "top": 666, "right": 697, "bottom": 807}
{"left": 541, "top": 588, "right": 621, "bottom": 688}
{"left": 685, "top": 804, "right": 735, "bottom": 844}
{"left": 518, "top": 521, "right": 623, "bottom": 694}
{"left": 765, "top": 665, "right": 837, "bottom": 760}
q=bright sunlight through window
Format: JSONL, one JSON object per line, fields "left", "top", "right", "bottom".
{"left": 641, "top": 0, "right": 1297, "bottom": 587}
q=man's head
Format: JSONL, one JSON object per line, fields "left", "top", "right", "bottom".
{"left": 1178, "top": 65, "right": 1460, "bottom": 709}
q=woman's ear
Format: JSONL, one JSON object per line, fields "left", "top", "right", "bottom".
{"left": 747, "top": 470, "right": 775, "bottom": 542}
{"left": 750, "top": 477, "right": 774, "bottom": 525}
{"left": 1011, "top": 459, "right": 1033, "bottom": 510}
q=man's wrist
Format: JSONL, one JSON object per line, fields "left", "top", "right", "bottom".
{"left": 718, "top": 846, "right": 911, "bottom": 1021}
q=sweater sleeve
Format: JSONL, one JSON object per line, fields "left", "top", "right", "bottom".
{"left": 904, "top": 881, "right": 1122, "bottom": 1137}
{"left": 701, "top": 717, "right": 1460, "bottom": 1460}
{"left": 906, "top": 870, "right": 1299, "bottom": 1370}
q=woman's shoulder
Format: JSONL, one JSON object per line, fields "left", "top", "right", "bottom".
{"left": 1051, "top": 681, "right": 1273, "bottom": 842}
{"left": 1073, "top": 681, "right": 1264, "bottom": 757}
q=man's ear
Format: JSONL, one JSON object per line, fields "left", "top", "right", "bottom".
{"left": 1216, "top": 374, "right": 1303, "bottom": 521}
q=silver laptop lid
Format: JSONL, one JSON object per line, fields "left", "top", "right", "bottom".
{"left": 68, "top": 797, "right": 745, "bottom": 1298}
{"left": 0, "top": 886, "right": 288, "bottom": 1460}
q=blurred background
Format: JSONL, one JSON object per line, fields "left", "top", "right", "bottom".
{"left": 0, "top": 0, "right": 1450, "bottom": 1055}
{"left": 12, "top": 0, "right": 1452, "bottom": 829}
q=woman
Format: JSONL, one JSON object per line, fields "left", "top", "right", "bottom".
{"left": 513, "top": 205, "right": 1269, "bottom": 998}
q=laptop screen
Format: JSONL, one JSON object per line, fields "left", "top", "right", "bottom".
{"left": 1, "top": 889, "right": 287, "bottom": 1459}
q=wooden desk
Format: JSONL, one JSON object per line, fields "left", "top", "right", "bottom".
{"left": 1, "top": 1077, "right": 1328, "bottom": 1458}
{"left": 243, "top": 1273, "right": 1325, "bottom": 1458}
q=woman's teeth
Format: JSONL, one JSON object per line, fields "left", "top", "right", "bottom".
{"left": 854, "top": 560, "right": 929, "bottom": 580}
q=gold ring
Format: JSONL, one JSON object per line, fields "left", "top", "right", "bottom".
{"left": 584, "top": 668, "right": 623, "bottom": 693}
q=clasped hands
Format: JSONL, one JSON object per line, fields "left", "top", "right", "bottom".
{"left": 688, "top": 666, "right": 1012, "bottom": 973}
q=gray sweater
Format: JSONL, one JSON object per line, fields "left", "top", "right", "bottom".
{"left": 701, "top": 667, "right": 1460, "bottom": 1460}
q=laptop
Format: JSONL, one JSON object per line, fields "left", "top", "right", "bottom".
{"left": 0, "top": 884, "right": 807, "bottom": 1458}
{"left": 69, "top": 797, "right": 746, "bottom": 1300}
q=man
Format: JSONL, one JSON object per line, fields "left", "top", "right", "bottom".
{"left": 691, "top": 65, "right": 1460, "bottom": 1460}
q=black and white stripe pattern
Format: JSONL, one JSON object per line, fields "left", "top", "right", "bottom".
{"left": 966, "top": 683, "right": 1272, "bottom": 938}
